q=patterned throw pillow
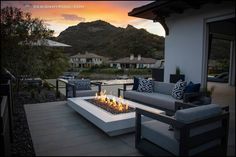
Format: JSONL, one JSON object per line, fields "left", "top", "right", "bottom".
{"left": 172, "top": 80, "right": 187, "bottom": 99}
{"left": 137, "top": 78, "right": 153, "bottom": 93}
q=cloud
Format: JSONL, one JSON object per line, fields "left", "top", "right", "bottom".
{"left": 128, "top": 19, "right": 165, "bottom": 37}
{"left": 61, "top": 14, "right": 85, "bottom": 21}
{"left": 128, "top": 19, "right": 149, "bottom": 26}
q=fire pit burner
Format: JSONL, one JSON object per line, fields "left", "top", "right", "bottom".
{"left": 86, "top": 94, "right": 135, "bottom": 115}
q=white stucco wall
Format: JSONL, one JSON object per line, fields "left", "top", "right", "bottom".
{"left": 164, "top": 2, "right": 235, "bottom": 84}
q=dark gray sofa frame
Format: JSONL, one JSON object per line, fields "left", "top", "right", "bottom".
{"left": 135, "top": 103, "right": 230, "bottom": 156}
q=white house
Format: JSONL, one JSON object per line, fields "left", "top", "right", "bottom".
{"left": 109, "top": 54, "right": 157, "bottom": 69}
{"left": 129, "top": 0, "right": 235, "bottom": 86}
{"left": 70, "top": 52, "right": 104, "bottom": 69}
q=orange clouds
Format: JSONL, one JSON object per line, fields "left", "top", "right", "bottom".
{"left": 1, "top": 1, "right": 165, "bottom": 37}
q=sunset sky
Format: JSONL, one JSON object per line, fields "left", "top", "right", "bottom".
{"left": 1, "top": 1, "right": 165, "bottom": 37}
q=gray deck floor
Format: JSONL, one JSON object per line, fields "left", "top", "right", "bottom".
{"left": 25, "top": 82, "right": 235, "bottom": 156}
{"left": 25, "top": 101, "right": 142, "bottom": 156}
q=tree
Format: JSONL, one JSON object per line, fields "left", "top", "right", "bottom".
{"left": 38, "top": 48, "right": 69, "bottom": 79}
{"left": 1, "top": 7, "right": 69, "bottom": 81}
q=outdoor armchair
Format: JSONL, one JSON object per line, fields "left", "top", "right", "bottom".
{"left": 56, "top": 78, "right": 101, "bottom": 98}
{"left": 135, "top": 104, "right": 229, "bottom": 156}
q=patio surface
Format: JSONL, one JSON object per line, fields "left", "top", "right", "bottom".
{"left": 24, "top": 101, "right": 142, "bottom": 156}
{"left": 208, "top": 82, "right": 235, "bottom": 156}
{"left": 25, "top": 81, "right": 235, "bottom": 156}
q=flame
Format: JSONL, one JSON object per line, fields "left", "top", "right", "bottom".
{"left": 95, "top": 90, "right": 129, "bottom": 112}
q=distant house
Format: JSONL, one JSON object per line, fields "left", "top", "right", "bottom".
{"left": 109, "top": 54, "right": 157, "bottom": 69}
{"left": 70, "top": 52, "right": 104, "bottom": 68}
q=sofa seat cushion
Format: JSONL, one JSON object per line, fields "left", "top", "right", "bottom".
{"left": 142, "top": 120, "right": 179, "bottom": 155}
{"left": 142, "top": 120, "right": 221, "bottom": 156}
{"left": 124, "top": 91, "right": 180, "bottom": 111}
{"left": 76, "top": 90, "right": 97, "bottom": 97}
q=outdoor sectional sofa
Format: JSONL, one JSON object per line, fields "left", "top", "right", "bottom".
{"left": 118, "top": 81, "right": 204, "bottom": 115}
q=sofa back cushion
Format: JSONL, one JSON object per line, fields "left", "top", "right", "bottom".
{"left": 153, "top": 81, "right": 175, "bottom": 95}
{"left": 174, "top": 104, "right": 222, "bottom": 140}
{"left": 69, "top": 79, "right": 91, "bottom": 90}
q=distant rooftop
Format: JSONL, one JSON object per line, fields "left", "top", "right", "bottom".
{"left": 28, "top": 39, "right": 72, "bottom": 47}
{"left": 70, "top": 52, "right": 104, "bottom": 58}
{"left": 109, "top": 56, "right": 156, "bottom": 64}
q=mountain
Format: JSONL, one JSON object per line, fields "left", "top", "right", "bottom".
{"left": 56, "top": 20, "right": 165, "bottom": 59}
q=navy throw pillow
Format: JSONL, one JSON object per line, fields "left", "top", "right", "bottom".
{"left": 184, "top": 81, "right": 201, "bottom": 93}
{"left": 132, "top": 76, "right": 140, "bottom": 90}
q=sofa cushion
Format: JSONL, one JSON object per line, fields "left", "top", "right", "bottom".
{"left": 137, "top": 78, "right": 153, "bottom": 93}
{"left": 142, "top": 120, "right": 221, "bottom": 156}
{"left": 184, "top": 81, "right": 201, "bottom": 93}
{"left": 174, "top": 104, "right": 222, "bottom": 140}
{"left": 69, "top": 79, "right": 91, "bottom": 90}
{"left": 153, "top": 81, "right": 175, "bottom": 95}
{"left": 142, "top": 120, "right": 179, "bottom": 155}
{"left": 76, "top": 90, "right": 97, "bottom": 97}
{"left": 171, "top": 80, "right": 187, "bottom": 99}
{"left": 175, "top": 104, "right": 222, "bottom": 123}
{"left": 124, "top": 91, "right": 180, "bottom": 111}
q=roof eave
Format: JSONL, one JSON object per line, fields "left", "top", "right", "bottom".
{"left": 128, "top": 0, "right": 231, "bottom": 36}
{"left": 128, "top": 1, "right": 170, "bottom": 35}
{"left": 128, "top": 1, "right": 157, "bottom": 20}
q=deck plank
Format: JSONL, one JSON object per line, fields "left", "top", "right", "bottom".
{"left": 25, "top": 101, "right": 142, "bottom": 156}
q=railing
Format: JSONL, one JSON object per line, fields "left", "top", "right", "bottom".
{"left": 56, "top": 78, "right": 69, "bottom": 97}
{"left": 0, "top": 68, "right": 16, "bottom": 156}
{"left": 0, "top": 96, "right": 11, "bottom": 156}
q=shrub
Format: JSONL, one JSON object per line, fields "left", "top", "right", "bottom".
{"left": 43, "top": 81, "right": 52, "bottom": 90}
{"left": 30, "top": 89, "right": 36, "bottom": 99}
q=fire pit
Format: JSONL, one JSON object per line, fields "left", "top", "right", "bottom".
{"left": 86, "top": 91, "right": 135, "bottom": 114}
{"left": 67, "top": 94, "right": 165, "bottom": 136}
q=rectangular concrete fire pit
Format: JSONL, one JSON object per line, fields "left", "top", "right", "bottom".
{"left": 67, "top": 95, "right": 164, "bottom": 136}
